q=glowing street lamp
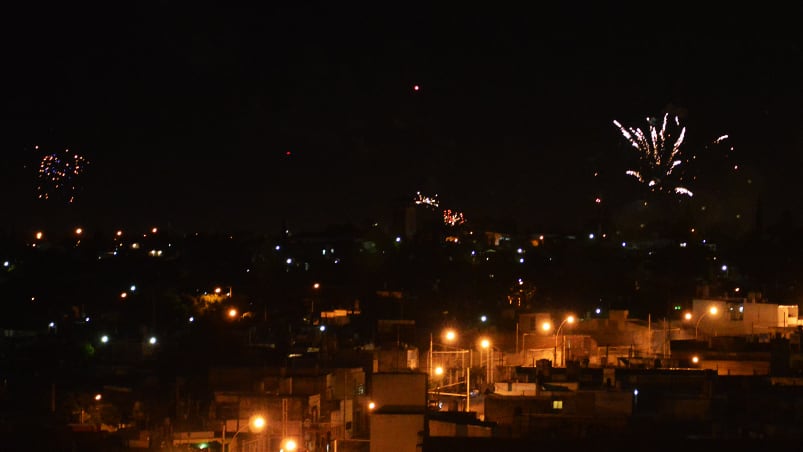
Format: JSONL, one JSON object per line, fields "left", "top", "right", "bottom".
{"left": 695, "top": 306, "right": 719, "bottom": 339}
{"left": 428, "top": 328, "right": 470, "bottom": 412}
{"left": 226, "top": 414, "right": 267, "bottom": 452}
{"left": 554, "top": 315, "right": 576, "bottom": 367}
{"left": 281, "top": 438, "right": 298, "bottom": 451}
{"left": 444, "top": 329, "right": 457, "bottom": 342}
{"left": 480, "top": 338, "right": 494, "bottom": 384}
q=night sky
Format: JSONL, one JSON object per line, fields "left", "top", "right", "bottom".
{"left": 3, "top": 4, "right": 803, "bottom": 234}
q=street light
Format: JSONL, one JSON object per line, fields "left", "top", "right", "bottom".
{"left": 554, "top": 315, "right": 575, "bottom": 367}
{"left": 479, "top": 338, "right": 494, "bottom": 385}
{"left": 695, "top": 306, "right": 719, "bottom": 339}
{"left": 226, "top": 414, "right": 267, "bottom": 452}
{"left": 429, "top": 329, "right": 457, "bottom": 381}
{"left": 281, "top": 438, "right": 298, "bottom": 451}
{"left": 429, "top": 328, "right": 470, "bottom": 412}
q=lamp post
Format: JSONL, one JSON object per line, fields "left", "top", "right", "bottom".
{"left": 429, "top": 328, "right": 470, "bottom": 412}
{"left": 224, "top": 414, "right": 266, "bottom": 452}
{"left": 695, "top": 306, "right": 719, "bottom": 340}
{"left": 480, "top": 338, "right": 492, "bottom": 385}
{"left": 554, "top": 315, "right": 575, "bottom": 367}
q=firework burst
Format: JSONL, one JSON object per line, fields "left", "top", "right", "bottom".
{"left": 413, "top": 191, "right": 439, "bottom": 209}
{"left": 443, "top": 209, "right": 465, "bottom": 226}
{"left": 613, "top": 113, "right": 692, "bottom": 197}
{"left": 35, "top": 145, "right": 89, "bottom": 203}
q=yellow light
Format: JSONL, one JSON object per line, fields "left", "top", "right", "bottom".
{"left": 434, "top": 366, "right": 444, "bottom": 376}
{"left": 151, "top": 227, "right": 158, "bottom": 234}
{"left": 282, "top": 438, "right": 297, "bottom": 451}
{"left": 250, "top": 415, "right": 266, "bottom": 431}
{"left": 116, "top": 230, "right": 123, "bottom": 237}
{"left": 541, "top": 321, "right": 552, "bottom": 332}
{"left": 228, "top": 308, "right": 238, "bottom": 318}
{"left": 35, "top": 231, "right": 43, "bottom": 240}
{"left": 566, "top": 315, "right": 575, "bottom": 324}
{"left": 368, "top": 401, "right": 376, "bottom": 410}
{"left": 444, "top": 329, "right": 456, "bottom": 342}
{"left": 215, "top": 287, "right": 222, "bottom": 294}
{"left": 94, "top": 394, "right": 102, "bottom": 401}
{"left": 709, "top": 306, "right": 718, "bottom": 315}
{"left": 120, "top": 292, "right": 128, "bottom": 299}
{"left": 480, "top": 338, "right": 490, "bottom": 349}
{"left": 313, "top": 282, "right": 320, "bottom": 289}
{"left": 75, "top": 227, "right": 83, "bottom": 235}
{"left": 684, "top": 312, "right": 692, "bottom": 320}
{"left": 692, "top": 356, "right": 699, "bottom": 364}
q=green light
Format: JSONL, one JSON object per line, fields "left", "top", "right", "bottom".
{"left": 198, "top": 443, "right": 208, "bottom": 449}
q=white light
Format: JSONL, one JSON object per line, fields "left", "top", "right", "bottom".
{"left": 621, "top": 242, "right": 627, "bottom": 247}
{"left": 595, "top": 308, "right": 601, "bottom": 314}
{"left": 286, "top": 258, "right": 292, "bottom": 264}
{"left": 149, "top": 336, "right": 157, "bottom": 345}
{"left": 395, "top": 236, "right": 401, "bottom": 243}
{"left": 633, "top": 389, "right": 639, "bottom": 396}
{"left": 130, "top": 285, "right": 137, "bottom": 292}
{"left": 319, "top": 325, "right": 326, "bottom": 332}
{"left": 2, "top": 261, "right": 8, "bottom": 267}
{"left": 517, "top": 248, "right": 523, "bottom": 254}
{"left": 48, "top": 322, "right": 55, "bottom": 328}
{"left": 101, "top": 335, "right": 109, "bottom": 343}
{"left": 680, "top": 242, "right": 687, "bottom": 247}
{"left": 588, "top": 233, "right": 594, "bottom": 239}
{"left": 275, "top": 245, "right": 281, "bottom": 251}
{"left": 85, "top": 316, "right": 90, "bottom": 322}
{"left": 480, "top": 315, "right": 487, "bottom": 322}
{"left": 189, "top": 316, "right": 195, "bottom": 323}
{"left": 721, "top": 265, "right": 728, "bottom": 272}
{"left": 519, "top": 258, "right": 524, "bottom": 263}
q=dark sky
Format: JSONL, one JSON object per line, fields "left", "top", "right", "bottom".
{"left": 3, "top": 4, "right": 803, "bottom": 235}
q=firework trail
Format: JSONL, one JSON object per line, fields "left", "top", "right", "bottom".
{"left": 613, "top": 113, "right": 692, "bottom": 197}
{"left": 35, "top": 146, "right": 89, "bottom": 203}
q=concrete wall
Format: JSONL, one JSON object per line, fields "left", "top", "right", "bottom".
{"left": 429, "top": 420, "right": 492, "bottom": 437}
{"left": 369, "top": 413, "right": 424, "bottom": 452}
{"left": 372, "top": 373, "right": 427, "bottom": 408}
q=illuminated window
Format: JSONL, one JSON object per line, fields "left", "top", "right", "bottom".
{"left": 552, "top": 400, "right": 563, "bottom": 410}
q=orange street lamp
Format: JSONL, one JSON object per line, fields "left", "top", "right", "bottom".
{"left": 226, "top": 414, "right": 267, "bottom": 452}
{"left": 554, "top": 315, "right": 575, "bottom": 367}
{"left": 695, "top": 306, "right": 719, "bottom": 339}
{"left": 480, "top": 338, "right": 493, "bottom": 384}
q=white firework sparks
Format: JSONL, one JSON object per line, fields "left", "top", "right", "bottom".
{"left": 413, "top": 191, "right": 439, "bottom": 209}
{"left": 613, "top": 113, "right": 693, "bottom": 197}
